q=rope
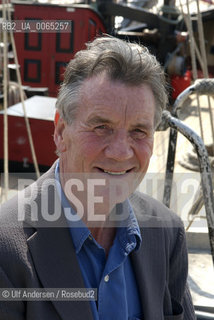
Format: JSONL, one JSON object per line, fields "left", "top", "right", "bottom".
{"left": 179, "top": 0, "right": 204, "bottom": 141}
{"left": 196, "top": 0, "right": 214, "bottom": 153}
{"left": 6, "top": 0, "right": 40, "bottom": 179}
{"left": 179, "top": 5, "right": 205, "bottom": 73}
{"left": 194, "top": 39, "right": 206, "bottom": 72}
{"left": 2, "top": 0, "right": 9, "bottom": 201}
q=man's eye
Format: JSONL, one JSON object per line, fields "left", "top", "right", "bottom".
{"left": 131, "top": 129, "right": 146, "bottom": 139}
{"left": 94, "top": 125, "right": 113, "bottom": 134}
{"left": 95, "top": 125, "right": 108, "bottom": 130}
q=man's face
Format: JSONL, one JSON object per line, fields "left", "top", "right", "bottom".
{"left": 55, "top": 73, "right": 155, "bottom": 210}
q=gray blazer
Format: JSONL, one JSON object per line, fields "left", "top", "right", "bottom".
{"left": 0, "top": 163, "right": 196, "bottom": 320}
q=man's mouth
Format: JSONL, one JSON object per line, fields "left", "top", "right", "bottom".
{"left": 96, "top": 168, "right": 133, "bottom": 175}
{"left": 103, "top": 170, "right": 126, "bottom": 175}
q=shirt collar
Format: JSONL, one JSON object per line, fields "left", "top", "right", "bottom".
{"left": 55, "top": 160, "right": 142, "bottom": 253}
{"left": 116, "top": 199, "right": 142, "bottom": 253}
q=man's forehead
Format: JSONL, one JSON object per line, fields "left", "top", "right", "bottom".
{"left": 81, "top": 79, "right": 153, "bottom": 107}
{"left": 76, "top": 73, "right": 156, "bottom": 128}
{"left": 80, "top": 73, "right": 151, "bottom": 100}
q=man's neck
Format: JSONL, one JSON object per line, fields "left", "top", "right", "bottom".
{"left": 90, "top": 227, "right": 116, "bottom": 257}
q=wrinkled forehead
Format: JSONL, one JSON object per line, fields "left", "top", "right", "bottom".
{"left": 76, "top": 73, "right": 156, "bottom": 128}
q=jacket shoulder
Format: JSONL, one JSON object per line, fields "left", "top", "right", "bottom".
{"left": 129, "top": 191, "right": 183, "bottom": 228}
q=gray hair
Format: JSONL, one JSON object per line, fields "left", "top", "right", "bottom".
{"left": 56, "top": 36, "right": 168, "bottom": 128}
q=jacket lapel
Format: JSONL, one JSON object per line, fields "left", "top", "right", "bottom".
{"left": 25, "top": 163, "right": 94, "bottom": 320}
{"left": 27, "top": 226, "right": 94, "bottom": 320}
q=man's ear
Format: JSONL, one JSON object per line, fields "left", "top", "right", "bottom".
{"left": 53, "top": 111, "right": 66, "bottom": 153}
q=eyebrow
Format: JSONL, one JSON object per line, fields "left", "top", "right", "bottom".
{"left": 86, "top": 116, "right": 154, "bottom": 131}
{"left": 86, "top": 116, "right": 113, "bottom": 126}
{"left": 131, "top": 122, "right": 154, "bottom": 131}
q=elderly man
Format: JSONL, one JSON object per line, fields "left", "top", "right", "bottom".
{"left": 0, "top": 36, "right": 195, "bottom": 320}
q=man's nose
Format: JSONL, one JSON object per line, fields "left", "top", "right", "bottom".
{"left": 104, "top": 129, "right": 134, "bottom": 161}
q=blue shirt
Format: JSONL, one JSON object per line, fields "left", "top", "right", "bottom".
{"left": 55, "top": 161, "right": 142, "bottom": 319}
